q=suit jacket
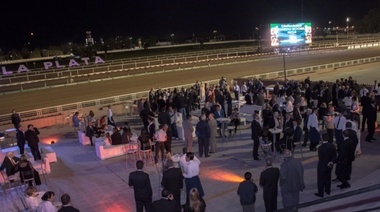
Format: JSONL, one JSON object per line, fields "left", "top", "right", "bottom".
{"left": 208, "top": 118, "right": 218, "bottom": 138}
{"left": 111, "top": 132, "right": 122, "bottom": 145}
{"left": 0, "top": 156, "right": 20, "bottom": 176}
{"left": 11, "top": 113, "right": 21, "bottom": 126}
{"left": 16, "top": 130, "right": 26, "bottom": 147}
{"left": 85, "top": 125, "right": 94, "bottom": 138}
{"left": 337, "top": 138, "right": 355, "bottom": 165}
{"left": 259, "top": 167, "right": 280, "bottom": 197}
{"left": 158, "top": 111, "right": 171, "bottom": 126}
{"left": 57, "top": 205, "right": 80, "bottom": 212}
{"left": 317, "top": 142, "right": 336, "bottom": 172}
{"left": 345, "top": 129, "right": 358, "bottom": 161}
{"left": 292, "top": 126, "right": 302, "bottom": 142}
{"left": 25, "top": 129, "right": 40, "bottom": 147}
{"left": 251, "top": 120, "right": 262, "bottom": 140}
{"left": 161, "top": 167, "right": 183, "bottom": 196}
{"left": 214, "top": 110, "right": 225, "bottom": 120}
{"left": 182, "top": 120, "right": 194, "bottom": 139}
{"left": 128, "top": 170, "right": 153, "bottom": 201}
{"left": 150, "top": 198, "right": 181, "bottom": 212}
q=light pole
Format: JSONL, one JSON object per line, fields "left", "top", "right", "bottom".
{"left": 346, "top": 17, "right": 349, "bottom": 38}
{"left": 328, "top": 21, "right": 331, "bottom": 34}
{"left": 283, "top": 54, "right": 287, "bottom": 81}
{"left": 170, "top": 34, "right": 174, "bottom": 45}
{"left": 213, "top": 30, "right": 217, "bottom": 40}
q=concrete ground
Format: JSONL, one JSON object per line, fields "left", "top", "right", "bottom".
{"left": 1, "top": 112, "right": 380, "bottom": 212}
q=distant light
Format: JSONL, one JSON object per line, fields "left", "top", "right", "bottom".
{"left": 30, "top": 32, "right": 34, "bottom": 36}
{"left": 346, "top": 17, "right": 350, "bottom": 22}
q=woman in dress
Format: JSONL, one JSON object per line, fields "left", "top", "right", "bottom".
{"left": 37, "top": 191, "right": 56, "bottom": 212}
{"left": 104, "top": 132, "right": 112, "bottom": 146}
{"left": 18, "top": 155, "right": 41, "bottom": 187}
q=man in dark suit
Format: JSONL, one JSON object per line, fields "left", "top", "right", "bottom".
{"left": 336, "top": 131, "right": 355, "bottom": 189}
{"left": 11, "top": 110, "right": 21, "bottom": 129}
{"left": 260, "top": 159, "right": 280, "bottom": 212}
{"left": 365, "top": 100, "right": 377, "bottom": 142}
{"left": 0, "top": 152, "right": 20, "bottom": 176}
{"left": 57, "top": 193, "right": 80, "bottom": 212}
{"left": 128, "top": 160, "right": 153, "bottom": 212}
{"left": 344, "top": 122, "right": 358, "bottom": 180}
{"left": 251, "top": 111, "right": 262, "bottom": 161}
{"left": 161, "top": 159, "right": 183, "bottom": 205}
{"left": 111, "top": 128, "right": 122, "bottom": 145}
{"left": 360, "top": 93, "right": 371, "bottom": 132}
{"left": 315, "top": 133, "right": 336, "bottom": 198}
{"left": 85, "top": 121, "right": 94, "bottom": 146}
{"left": 16, "top": 125, "right": 26, "bottom": 155}
{"left": 150, "top": 190, "right": 180, "bottom": 212}
{"left": 24, "top": 124, "right": 41, "bottom": 161}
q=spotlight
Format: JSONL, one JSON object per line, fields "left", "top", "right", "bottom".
{"left": 51, "top": 141, "right": 55, "bottom": 144}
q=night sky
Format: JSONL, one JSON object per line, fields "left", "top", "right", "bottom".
{"left": 1, "top": 0, "right": 379, "bottom": 49}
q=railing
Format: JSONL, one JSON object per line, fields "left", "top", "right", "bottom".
{"left": 1, "top": 54, "right": 380, "bottom": 125}
{"left": 276, "top": 184, "right": 380, "bottom": 212}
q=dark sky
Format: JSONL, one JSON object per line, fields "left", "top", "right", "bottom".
{"left": 1, "top": 0, "right": 379, "bottom": 49}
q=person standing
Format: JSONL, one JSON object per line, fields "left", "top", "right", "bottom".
{"left": 128, "top": 160, "right": 153, "bottom": 212}
{"left": 208, "top": 113, "right": 218, "bottom": 153}
{"left": 154, "top": 124, "right": 168, "bottom": 165}
{"left": 237, "top": 172, "right": 258, "bottom": 212}
{"left": 85, "top": 121, "right": 95, "bottom": 146}
{"left": 307, "top": 108, "right": 320, "bottom": 151}
{"left": 335, "top": 130, "right": 355, "bottom": 189}
{"left": 72, "top": 112, "right": 81, "bottom": 131}
{"left": 280, "top": 149, "right": 305, "bottom": 208}
{"left": 183, "top": 115, "right": 194, "bottom": 152}
{"left": 233, "top": 82, "right": 240, "bottom": 101}
{"left": 315, "top": 133, "right": 336, "bottom": 198}
{"left": 260, "top": 159, "right": 280, "bottom": 212}
{"left": 360, "top": 93, "right": 371, "bottom": 132}
{"left": 183, "top": 152, "right": 204, "bottom": 204}
{"left": 107, "top": 105, "right": 117, "bottom": 128}
{"left": 57, "top": 193, "right": 80, "bottom": 212}
{"left": 11, "top": 110, "right": 21, "bottom": 129}
{"left": 251, "top": 112, "right": 262, "bottom": 161}
{"left": 16, "top": 125, "right": 26, "bottom": 155}
{"left": 333, "top": 111, "right": 347, "bottom": 148}
{"left": 24, "top": 124, "right": 41, "bottom": 161}
{"left": 195, "top": 115, "right": 210, "bottom": 158}
{"left": 365, "top": 100, "right": 377, "bottom": 142}
{"left": 161, "top": 159, "right": 184, "bottom": 205}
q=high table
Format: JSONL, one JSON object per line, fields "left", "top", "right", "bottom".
{"left": 269, "top": 128, "right": 282, "bottom": 152}
{"left": 216, "top": 117, "right": 231, "bottom": 138}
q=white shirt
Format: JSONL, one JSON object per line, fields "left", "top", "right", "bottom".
{"left": 351, "top": 101, "right": 360, "bottom": 113}
{"left": 333, "top": 115, "right": 347, "bottom": 130}
{"left": 343, "top": 96, "right": 352, "bottom": 108}
{"left": 37, "top": 201, "right": 57, "bottom": 212}
{"left": 183, "top": 160, "right": 200, "bottom": 178}
{"left": 180, "top": 154, "right": 200, "bottom": 172}
{"left": 359, "top": 87, "right": 369, "bottom": 97}
{"left": 154, "top": 129, "right": 167, "bottom": 142}
{"left": 104, "top": 137, "right": 112, "bottom": 146}
{"left": 107, "top": 108, "right": 113, "bottom": 118}
{"left": 234, "top": 84, "right": 240, "bottom": 92}
{"left": 241, "top": 84, "right": 248, "bottom": 93}
{"left": 25, "top": 195, "right": 42, "bottom": 211}
{"left": 307, "top": 113, "right": 319, "bottom": 131}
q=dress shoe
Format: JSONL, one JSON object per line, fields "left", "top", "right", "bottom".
{"left": 370, "top": 138, "right": 376, "bottom": 140}
{"left": 314, "top": 193, "right": 323, "bottom": 198}
{"left": 340, "top": 184, "right": 351, "bottom": 189}
{"left": 337, "top": 184, "right": 343, "bottom": 188}
{"left": 205, "top": 155, "right": 210, "bottom": 158}
{"left": 365, "top": 139, "right": 372, "bottom": 143}
{"left": 325, "top": 191, "right": 331, "bottom": 195}
{"left": 253, "top": 157, "right": 261, "bottom": 161}
{"left": 332, "top": 178, "right": 340, "bottom": 182}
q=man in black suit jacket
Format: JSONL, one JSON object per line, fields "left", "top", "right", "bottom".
{"left": 251, "top": 111, "right": 262, "bottom": 161}
{"left": 11, "top": 110, "right": 21, "bottom": 129}
{"left": 57, "top": 193, "right": 80, "bottom": 212}
{"left": 336, "top": 131, "right": 355, "bottom": 189}
{"left": 16, "top": 125, "right": 26, "bottom": 155}
{"left": 260, "top": 159, "right": 280, "bottom": 212}
{"left": 24, "top": 124, "right": 41, "bottom": 160}
{"left": 129, "top": 160, "right": 152, "bottom": 212}
{"left": 0, "top": 152, "right": 20, "bottom": 176}
{"left": 315, "top": 133, "right": 336, "bottom": 198}
{"left": 161, "top": 159, "right": 183, "bottom": 205}
{"left": 111, "top": 128, "right": 122, "bottom": 145}
{"left": 365, "top": 100, "right": 377, "bottom": 142}
{"left": 150, "top": 190, "right": 180, "bottom": 212}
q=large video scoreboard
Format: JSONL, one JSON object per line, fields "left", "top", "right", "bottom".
{"left": 270, "top": 23, "right": 312, "bottom": 47}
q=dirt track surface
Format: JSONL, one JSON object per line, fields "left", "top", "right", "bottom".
{"left": 2, "top": 47, "right": 380, "bottom": 115}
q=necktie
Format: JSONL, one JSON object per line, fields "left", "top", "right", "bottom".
{"left": 337, "top": 116, "right": 341, "bottom": 129}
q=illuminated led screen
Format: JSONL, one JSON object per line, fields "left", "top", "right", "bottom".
{"left": 270, "top": 23, "right": 312, "bottom": 47}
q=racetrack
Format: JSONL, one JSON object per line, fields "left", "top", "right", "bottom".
{"left": 2, "top": 47, "right": 380, "bottom": 115}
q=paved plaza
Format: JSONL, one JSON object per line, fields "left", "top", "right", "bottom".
{"left": 1, "top": 112, "right": 380, "bottom": 212}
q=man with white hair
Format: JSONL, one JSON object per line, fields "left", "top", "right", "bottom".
{"left": 0, "top": 151, "right": 20, "bottom": 176}
{"left": 280, "top": 149, "right": 305, "bottom": 208}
